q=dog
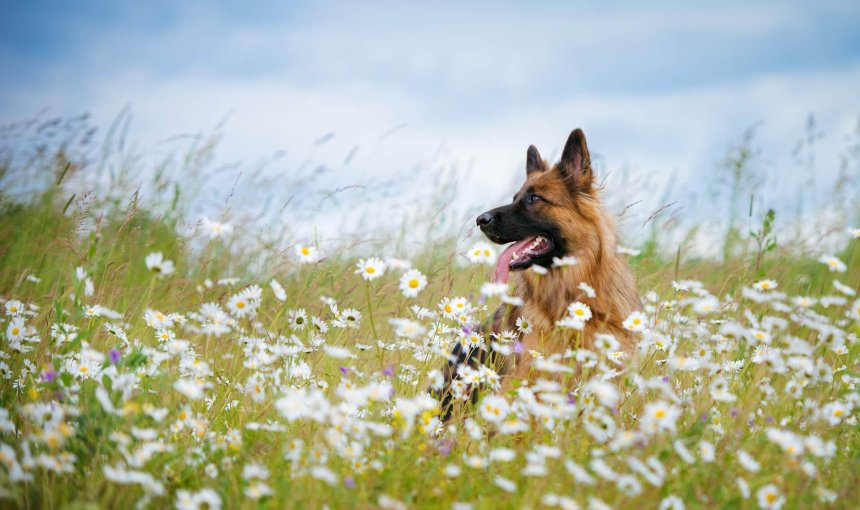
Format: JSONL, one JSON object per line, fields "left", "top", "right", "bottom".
{"left": 435, "top": 128, "right": 640, "bottom": 419}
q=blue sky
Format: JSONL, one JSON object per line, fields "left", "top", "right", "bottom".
{"left": 1, "top": 1, "right": 859, "bottom": 247}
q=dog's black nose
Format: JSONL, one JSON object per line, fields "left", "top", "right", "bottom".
{"left": 476, "top": 212, "right": 494, "bottom": 227}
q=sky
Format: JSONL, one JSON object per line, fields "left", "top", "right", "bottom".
{"left": 1, "top": 0, "right": 859, "bottom": 250}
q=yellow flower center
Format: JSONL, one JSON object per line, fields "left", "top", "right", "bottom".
{"left": 633, "top": 318, "right": 641, "bottom": 325}
{"left": 444, "top": 305, "right": 452, "bottom": 313}
{"left": 655, "top": 409, "right": 666, "bottom": 419}
{"left": 11, "top": 327, "right": 19, "bottom": 336}
{"left": 301, "top": 247, "right": 310, "bottom": 255}
{"left": 409, "top": 279, "right": 419, "bottom": 289}
{"left": 574, "top": 309, "right": 584, "bottom": 316}
{"left": 833, "top": 409, "right": 843, "bottom": 417}
{"left": 237, "top": 301, "right": 245, "bottom": 309}
{"left": 10, "top": 306, "right": 17, "bottom": 313}
{"left": 366, "top": 267, "right": 375, "bottom": 274}
{"left": 766, "top": 493, "right": 777, "bottom": 503}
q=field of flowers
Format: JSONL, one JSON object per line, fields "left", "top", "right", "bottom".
{"left": 1, "top": 151, "right": 859, "bottom": 509}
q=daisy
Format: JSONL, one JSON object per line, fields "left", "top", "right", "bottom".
{"left": 851, "top": 299, "right": 860, "bottom": 320}
{"left": 640, "top": 400, "right": 681, "bottom": 434}
{"left": 848, "top": 227, "right": 860, "bottom": 238}
{"left": 399, "top": 269, "right": 427, "bottom": 298}
{"left": 466, "top": 241, "right": 496, "bottom": 265}
{"left": 269, "top": 279, "right": 287, "bottom": 301}
{"left": 818, "top": 254, "right": 847, "bottom": 273}
{"left": 355, "top": 258, "right": 386, "bottom": 280}
{"left": 201, "top": 217, "right": 232, "bottom": 239}
{"left": 227, "top": 293, "right": 253, "bottom": 317}
{"left": 578, "top": 282, "right": 596, "bottom": 298}
{"left": 6, "top": 318, "right": 26, "bottom": 342}
{"left": 480, "top": 282, "right": 509, "bottom": 297}
{"left": 515, "top": 316, "right": 533, "bottom": 334}
{"left": 480, "top": 395, "right": 510, "bottom": 423}
{"left": 753, "top": 279, "right": 777, "bottom": 291}
{"left": 4, "top": 300, "right": 23, "bottom": 316}
{"left": 551, "top": 255, "right": 578, "bottom": 267}
{"left": 144, "top": 252, "right": 175, "bottom": 277}
{"left": 295, "top": 244, "right": 320, "bottom": 264}
{"left": 288, "top": 309, "right": 308, "bottom": 330}
{"left": 623, "top": 311, "right": 647, "bottom": 332}
{"left": 756, "top": 484, "right": 785, "bottom": 510}
{"left": 568, "top": 302, "right": 592, "bottom": 322}
{"left": 833, "top": 280, "right": 856, "bottom": 296}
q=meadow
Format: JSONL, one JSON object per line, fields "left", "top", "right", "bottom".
{"left": 0, "top": 119, "right": 859, "bottom": 509}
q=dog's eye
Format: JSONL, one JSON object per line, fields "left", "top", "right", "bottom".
{"left": 528, "top": 194, "right": 542, "bottom": 204}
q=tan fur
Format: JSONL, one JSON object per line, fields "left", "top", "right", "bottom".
{"left": 497, "top": 144, "right": 640, "bottom": 387}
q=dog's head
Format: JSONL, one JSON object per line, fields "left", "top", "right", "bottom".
{"left": 478, "top": 128, "right": 601, "bottom": 281}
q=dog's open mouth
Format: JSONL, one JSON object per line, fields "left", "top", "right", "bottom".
{"left": 492, "top": 235, "right": 554, "bottom": 283}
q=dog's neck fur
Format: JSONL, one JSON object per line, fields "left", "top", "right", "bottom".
{"left": 513, "top": 204, "right": 640, "bottom": 349}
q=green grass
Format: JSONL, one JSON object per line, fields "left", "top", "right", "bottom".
{"left": 0, "top": 149, "right": 859, "bottom": 510}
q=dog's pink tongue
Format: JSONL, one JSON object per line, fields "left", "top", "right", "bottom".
{"left": 492, "top": 237, "right": 535, "bottom": 283}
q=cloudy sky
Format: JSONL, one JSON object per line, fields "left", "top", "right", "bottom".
{"left": 1, "top": 1, "right": 859, "bottom": 247}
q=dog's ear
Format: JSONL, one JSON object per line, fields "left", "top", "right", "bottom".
{"left": 526, "top": 145, "right": 546, "bottom": 175}
{"left": 559, "top": 128, "right": 593, "bottom": 188}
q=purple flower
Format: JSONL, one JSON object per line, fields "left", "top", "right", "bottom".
{"left": 700, "top": 413, "right": 709, "bottom": 423}
{"left": 436, "top": 438, "right": 454, "bottom": 456}
{"left": 513, "top": 341, "right": 524, "bottom": 354}
{"left": 461, "top": 325, "right": 472, "bottom": 335}
{"left": 661, "top": 375, "right": 670, "bottom": 383}
{"left": 730, "top": 407, "right": 739, "bottom": 418}
{"left": 109, "top": 348, "right": 121, "bottom": 365}
{"left": 383, "top": 365, "right": 395, "bottom": 377}
{"left": 41, "top": 368, "right": 59, "bottom": 383}
{"left": 477, "top": 295, "right": 486, "bottom": 305}
{"left": 344, "top": 476, "right": 355, "bottom": 489}
{"left": 339, "top": 366, "right": 350, "bottom": 375}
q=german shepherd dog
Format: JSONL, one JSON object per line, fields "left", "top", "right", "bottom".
{"left": 435, "top": 128, "right": 640, "bottom": 419}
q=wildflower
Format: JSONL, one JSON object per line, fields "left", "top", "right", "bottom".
{"left": 640, "top": 400, "right": 681, "bottom": 434}
{"left": 709, "top": 377, "right": 736, "bottom": 402}
{"left": 753, "top": 279, "right": 778, "bottom": 291}
{"left": 818, "top": 254, "right": 846, "bottom": 272}
{"left": 832, "top": 279, "right": 855, "bottom": 296}
{"left": 144, "top": 252, "right": 175, "bottom": 276}
{"left": 295, "top": 244, "right": 320, "bottom": 263}
{"left": 623, "top": 311, "right": 648, "bottom": 332}
{"left": 480, "top": 282, "right": 509, "bottom": 297}
{"left": 201, "top": 217, "right": 232, "bottom": 239}
{"left": 466, "top": 241, "right": 496, "bottom": 264}
{"left": 736, "top": 450, "right": 760, "bottom": 472}
{"left": 756, "top": 484, "right": 785, "bottom": 510}
{"left": 174, "top": 379, "right": 206, "bottom": 400}
{"left": 568, "top": 302, "right": 593, "bottom": 322}
{"left": 397, "top": 269, "right": 427, "bottom": 297}
{"left": 699, "top": 441, "right": 715, "bottom": 462}
{"left": 270, "top": 279, "right": 287, "bottom": 301}
{"left": 480, "top": 395, "right": 510, "bottom": 423}
{"left": 227, "top": 293, "right": 255, "bottom": 318}
{"left": 578, "top": 282, "right": 596, "bottom": 298}
{"left": 4, "top": 300, "right": 23, "bottom": 316}
{"left": 658, "top": 495, "right": 685, "bottom": 510}
{"left": 355, "top": 258, "right": 386, "bottom": 280}
{"left": 176, "top": 488, "right": 222, "bottom": 510}
{"left": 584, "top": 380, "right": 620, "bottom": 408}
{"left": 552, "top": 255, "right": 578, "bottom": 267}
{"left": 6, "top": 317, "right": 25, "bottom": 342}
{"left": 515, "top": 316, "right": 533, "bottom": 334}
{"left": 493, "top": 475, "right": 517, "bottom": 493}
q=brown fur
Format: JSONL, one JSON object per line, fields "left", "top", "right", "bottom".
{"left": 500, "top": 156, "right": 641, "bottom": 386}
{"left": 435, "top": 128, "right": 640, "bottom": 416}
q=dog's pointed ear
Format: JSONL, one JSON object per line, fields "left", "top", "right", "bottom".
{"left": 559, "top": 128, "right": 593, "bottom": 188}
{"left": 526, "top": 145, "right": 545, "bottom": 174}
